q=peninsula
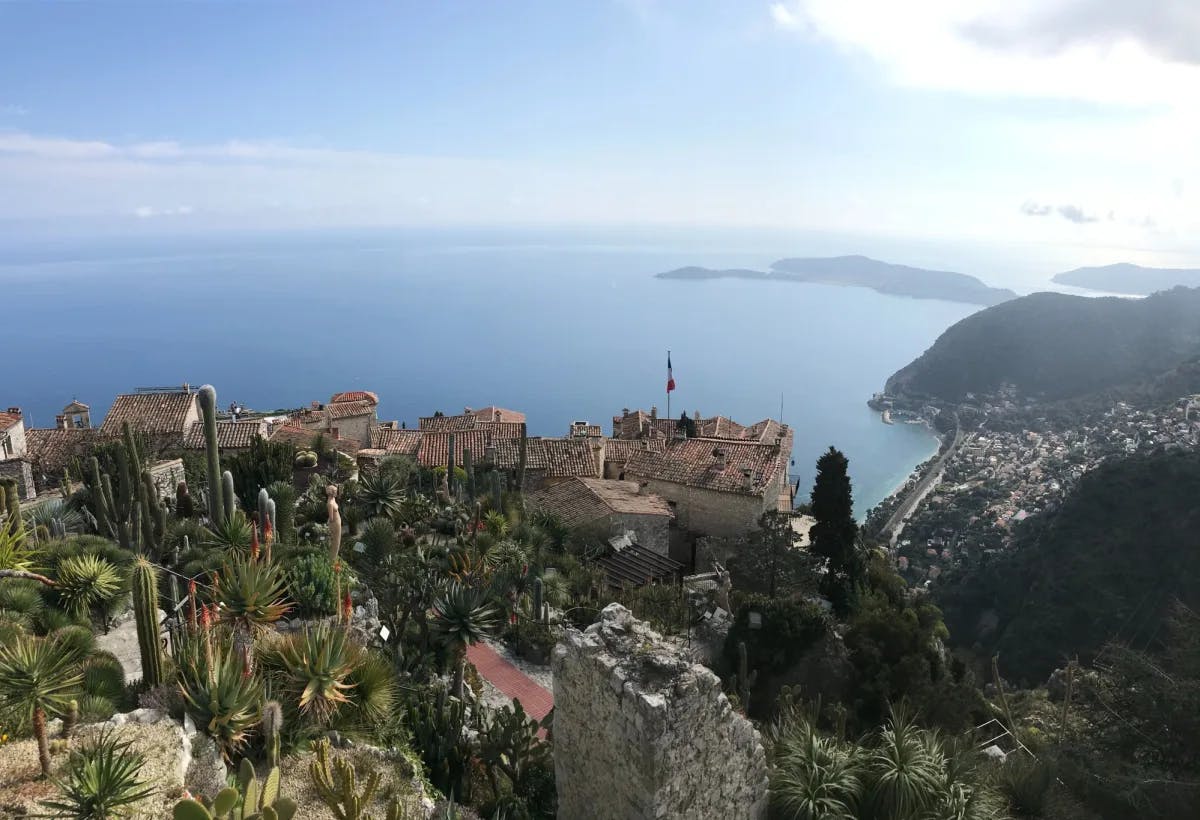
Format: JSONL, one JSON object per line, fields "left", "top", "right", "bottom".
{"left": 657, "top": 255, "right": 1017, "bottom": 306}
{"left": 1051, "top": 262, "right": 1200, "bottom": 295}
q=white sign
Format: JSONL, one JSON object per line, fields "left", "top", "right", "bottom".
{"left": 353, "top": 541, "right": 366, "bottom": 553}
{"left": 378, "top": 625, "right": 390, "bottom": 642}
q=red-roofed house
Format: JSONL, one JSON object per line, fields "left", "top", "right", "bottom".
{"left": 99, "top": 387, "right": 199, "bottom": 447}
{"left": 0, "top": 407, "right": 35, "bottom": 500}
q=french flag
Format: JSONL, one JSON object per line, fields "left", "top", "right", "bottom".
{"left": 667, "top": 352, "right": 675, "bottom": 393}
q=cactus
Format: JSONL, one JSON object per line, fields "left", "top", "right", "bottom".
{"left": 257, "top": 488, "right": 270, "bottom": 535}
{"left": 309, "top": 736, "right": 380, "bottom": 820}
{"left": 177, "top": 481, "right": 195, "bottom": 518}
{"left": 262, "top": 700, "right": 283, "bottom": 768}
{"left": 132, "top": 557, "right": 165, "bottom": 687}
{"left": 406, "top": 685, "right": 472, "bottom": 800}
{"left": 446, "top": 433, "right": 456, "bottom": 498}
{"left": 172, "top": 759, "right": 297, "bottom": 820}
{"left": 462, "top": 448, "right": 474, "bottom": 501}
{"left": 735, "top": 640, "right": 757, "bottom": 713}
{"left": 198, "top": 385, "right": 225, "bottom": 525}
{"left": 222, "top": 470, "right": 236, "bottom": 522}
{"left": 138, "top": 469, "right": 167, "bottom": 555}
{"left": 62, "top": 699, "right": 79, "bottom": 739}
{"left": 532, "top": 576, "right": 544, "bottom": 624}
{"left": 491, "top": 470, "right": 502, "bottom": 512}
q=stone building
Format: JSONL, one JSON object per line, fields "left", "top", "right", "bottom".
{"left": 287, "top": 391, "right": 379, "bottom": 448}
{"left": 56, "top": 400, "right": 92, "bottom": 430}
{"left": 553, "top": 604, "right": 768, "bottom": 819}
{"left": 100, "top": 386, "right": 200, "bottom": 448}
{"left": 526, "top": 477, "right": 673, "bottom": 555}
{"left": 0, "top": 407, "right": 35, "bottom": 500}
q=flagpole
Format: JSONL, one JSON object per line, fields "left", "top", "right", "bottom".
{"left": 666, "top": 349, "right": 671, "bottom": 429}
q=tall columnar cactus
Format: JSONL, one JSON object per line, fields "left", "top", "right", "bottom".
{"left": 139, "top": 470, "right": 167, "bottom": 555}
{"left": 88, "top": 458, "right": 112, "bottom": 536}
{"left": 257, "top": 488, "right": 270, "bottom": 533}
{"left": 222, "top": 470, "right": 236, "bottom": 521}
{"left": 262, "top": 700, "right": 283, "bottom": 768}
{"left": 198, "top": 385, "right": 225, "bottom": 526}
{"left": 446, "top": 433, "right": 456, "bottom": 498}
{"left": 309, "top": 737, "right": 380, "bottom": 820}
{"left": 516, "top": 423, "right": 528, "bottom": 493}
{"left": 491, "top": 470, "right": 502, "bottom": 512}
{"left": 172, "top": 759, "right": 297, "bottom": 820}
{"left": 462, "top": 448, "right": 475, "bottom": 501}
{"left": 532, "top": 576, "right": 544, "bottom": 624}
{"left": 132, "top": 557, "right": 165, "bottom": 687}
{"left": 0, "top": 477, "right": 20, "bottom": 535}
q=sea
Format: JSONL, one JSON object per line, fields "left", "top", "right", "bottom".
{"left": 1, "top": 227, "right": 982, "bottom": 518}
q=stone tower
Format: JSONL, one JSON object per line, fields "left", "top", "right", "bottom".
{"left": 552, "top": 604, "right": 769, "bottom": 819}
{"left": 56, "top": 399, "right": 91, "bottom": 430}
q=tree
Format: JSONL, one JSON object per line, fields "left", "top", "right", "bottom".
{"left": 0, "top": 634, "right": 83, "bottom": 777}
{"left": 432, "top": 583, "right": 498, "bottom": 699}
{"left": 809, "top": 447, "right": 863, "bottom": 615}
{"left": 729, "top": 511, "right": 816, "bottom": 598}
{"left": 676, "top": 412, "right": 697, "bottom": 438}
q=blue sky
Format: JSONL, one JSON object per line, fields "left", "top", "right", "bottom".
{"left": 1, "top": 1, "right": 1196, "bottom": 263}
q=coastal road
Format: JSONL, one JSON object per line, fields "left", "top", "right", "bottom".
{"left": 882, "top": 418, "right": 966, "bottom": 547}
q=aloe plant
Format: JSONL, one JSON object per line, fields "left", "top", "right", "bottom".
{"left": 39, "top": 727, "right": 156, "bottom": 818}
{"left": 265, "top": 621, "right": 357, "bottom": 725}
{"left": 213, "top": 553, "right": 292, "bottom": 636}
{"left": 177, "top": 634, "right": 261, "bottom": 760}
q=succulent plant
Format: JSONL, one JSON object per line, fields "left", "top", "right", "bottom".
{"left": 172, "top": 759, "right": 297, "bottom": 820}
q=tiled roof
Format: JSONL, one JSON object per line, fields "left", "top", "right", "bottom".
{"left": 597, "top": 542, "right": 682, "bottom": 588}
{"left": 568, "top": 423, "right": 603, "bottom": 438}
{"left": 604, "top": 438, "right": 666, "bottom": 463}
{"left": 418, "top": 415, "right": 479, "bottom": 432}
{"left": 24, "top": 428, "right": 98, "bottom": 474}
{"left": 100, "top": 391, "right": 197, "bottom": 437}
{"left": 327, "top": 399, "right": 374, "bottom": 420}
{"left": 494, "top": 438, "right": 601, "bottom": 478}
{"left": 466, "top": 406, "right": 526, "bottom": 423}
{"left": 371, "top": 428, "right": 422, "bottom": 457}
{"left": 330, "top": 391, "right": 378, "bottom": 406}
{"left": 624, "top": 437, "right": 784, "bottom": 496}
{"left": 183, "top": 420, "right": 266, "bottom": 450}
{"left": 0, "top": 411, "right": 21, "bottom": 431}
{"left": 270, "top": 423, "right": 362, "bottom": 456}
{"left": 612, "top": 409, "right": 677, "bottom": 440}
{"left": 527, "top": 478, "right": 671, "bottom": 529}
{"left": 477, "top": 421, "right": 525, "bottom": 439}
{"left": 697, "top": 416, "right": 747, "bottom": 440}
{"left": 418, "top": 429, "right": 492, "bottom": 468}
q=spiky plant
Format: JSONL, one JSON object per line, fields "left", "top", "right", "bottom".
{"left": 50, "top": 554, "right": 125, "bottom": 625}
{"left": 202, "top": 510, "right": 255, "bottom": 554}
{"left": 0, "top": 633, "right": 84, "bottom": 776}
{"left": 0, "top": 517, "right": 37, "bottom": 572}
{"left": 38, "top": 728, "right": 155, "bottom": 818}
{"left": 25, "top": 499, "right": 85, "bottom": 539}
{"left": 177, "top": 634, "right": 261, "bottom": 760}
{"left": 343, "top": 649, "right": 397, "bottom": 726}
{"left": 769, "top": 708, "right": 863, "bottom": 820}
{"left": 265, "top": 622, "right": 357, "bottom": 725}
{"left": 265, "top": 481, "right": 297, "bottom": 542}
{"left": 357, "top": 472, "right": 406, "bottom": 520}
{"left": 482, "top": 511, "right": 509, "bottom": 538}
{"left": 357, "top": 517, "right": 396, "bottom": 564}
{"left": 431, "top": 583, "right": 498, "bottom": 699}
{"left": 213, "top": 554, "right": 292, "bottom": 636}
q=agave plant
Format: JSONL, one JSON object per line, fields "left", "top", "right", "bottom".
{"left": 25, "top": 499, "right": 86, "bottom": 541}
{"left": 357, "top": 471, "right": 406, "bottom": 520}
{"left": 264, "top": 621, "right": 358, "bottom": 725}
{"left": 0, "top": 633, "right": 84, "bottom": 777}
{"left": 431, "top": 583, "right": 498, "bottom": 698}
{"left": 0, "top": 518, "right": 37, "bottom": 572}
{"left": 38, "top": 728, "right": 155, "bottom": 818}
{"left": 213, "top": 554, "right": 292, "bottom": 635}
{"left": 51, "top": 555, "right": 125, "bottom": 624}
{"left": 177, "top": 633, "right": 261, "bottom": 760}
{"left": 203, "top": 510, "right": 255, "bottom": 553}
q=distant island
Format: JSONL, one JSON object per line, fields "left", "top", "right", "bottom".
{"left": 1052, "top": 262, "right": 1200, "bottom": 295}
{"left": 657, "top": 255, "right": 1017, "bottom": 306}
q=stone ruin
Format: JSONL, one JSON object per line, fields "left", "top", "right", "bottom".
{"left": 552, "top": 604, "right": 769, "bottom": 819}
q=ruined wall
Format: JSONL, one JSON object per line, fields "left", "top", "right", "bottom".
{"left": 608, "top": 511, "right": 670, "bottom": 556}
{"left": 552, "top": 604, "right": 768, "bottom": 820}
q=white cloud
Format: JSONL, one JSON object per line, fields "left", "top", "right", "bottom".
{"left": 769, "top": 3, "right": 798, "bottom": 28}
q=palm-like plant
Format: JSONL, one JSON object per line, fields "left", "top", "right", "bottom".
{"left": 213, "top": 554, "right": 292, "bottom": 635}
{"left": 266, "top": 622, "right": 358, "bottom": 725}
{"left": 0, "top": 634, "right": 83, "bottom": 777}
{"left": 51, "top": 555, "right": 125, "bottom": 623}
{"left": 177, "top": 633, "right": 261, "bottom": 759}
{"left": 0, "top": 517, "right": 37, "bottom": 572}
{"left": 483, "top": 510, "right": 509, "bottom": 538}
{"left": 357, "top": 471, "right": 406, "bottom": 520}
{"left": 203, "top": 509, "right": 255, "bottom": 553}
{"left": 38, "top": 728, "right": 155, "bottom": 818}
{"left": 431, "top": 583, "right": 498, "bottom": 698}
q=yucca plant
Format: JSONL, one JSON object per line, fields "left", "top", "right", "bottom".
{"left": 357, "top": 472, "right": 406, "bottom": 520}
{"left": 51, "top": 554, "right": 125, "bottom": 624}
{"left": 213, "top": 554, "right": 292, "bottom": 636}
{"left": 0, "top": 633, "right": 84, "bottom": 777}
{"left": 177, "top": 633, "right": 261, "bottom": 760}
{"left": 0, "top": 518, "right": 38, "bottom": 572}
{"left": 431, "top": 583, "right": 498, "bottom": 699}
{"left": 38, "top": 728, "right": 155, "bottom": 818}
{"left": 26, "top": 500, "right": 86, "bottom": 540}
{"left": 203, "top": 510, "right": 255, "bottom": 554}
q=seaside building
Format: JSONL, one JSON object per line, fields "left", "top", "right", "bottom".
{"left": 285, "top": 391, "right": 380, "bottom": 448}
{"left": 182, "top": 418, "right": 268, "bottom": 453}
{"left": 99, "top": 385, "right": 200, "bottom": 449}
{"left": 0, "top": 407, "right": 36, "bottom": 500}
{"left": 527, "top": 477, "right": 673, "bottom": 555}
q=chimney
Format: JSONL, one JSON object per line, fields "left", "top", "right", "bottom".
{"left": 55, "top": 414, "right": 67, "bottom": 430}
{"left": 182, "top": 383, "right": 190, "bottom": 392}
{"left": 650, "top": 406, "right": 657, "bottom": 420}
{"left": 742, "top": 468, "right": 754, "bottom": 491}
{"left": 6, "top": 407, "right": 20, "bottom": 417}
{"left": 711, "top": 447, "right": 725, "bottom": 464}
{"left": 311, "top": 401, "right": 320, "bottom": 410}
{"left": 622, "top": 407, "right": 629, "bottom": 416}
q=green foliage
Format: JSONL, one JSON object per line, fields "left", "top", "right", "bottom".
{"left": 78, "top": 694, "right": 116, "bottom": 724}
{"left": 203, "top": 510, "right": 256, "bottom": 553}
{"left": 477, "top": 700, "right": 554, "bottom": 815}
{"left": 724, "top": 594, "right": 831, "bottom": 718}
{"left": 357, "top": 517, "right": 396, "bottom": 564}
{"left": 282, "top": 551, "right": 346, "bottom": 618}
{"left": 265, "top": 481, "right": 297, "bottom": 542}
{"left": 172, "top": 758, "right": 297, "bottom": 820}
{"left": 177, "top": 633, "right": 261, "bottom": 759}
{"left": 224, "top": 438, "right": 297, "bottom": 514}
{"left": 50, "top": 625, "right": 97, "bottom": 658}
{"left": 262, "top": 622, "right": 368, "bottom": 726}
{"left": 213, "top": 554, "right": 292, "bottom": 634}
{"left": 39, "top": 728, "right": 155, "bottom": 819}
{"left": 0, "top": 578, "right": 45, "bottom": 617}
{"left": 79, "top": 653, "right": 125, "bottom": 704}
{"left": 0, "top": 633, "right": 84, "bottom": 775}
{"left": 308, "top": 736, "right": 380, "bottom": 820}
{"left": 0, "top": 517, "right": 37, "bottom": 572}
{"left": 809, "top": 447, "right": 863, "bottom": 615}
{"left": 130, "top": 557, "right": 164, "bottom": 688}
{"left": 727, "top": 510, "right": 817, "bottom": 599}
{"left": 197, "top": 385, "right": 225, "bottom": 526}
{"left": 996, "top": 755, "right": 1052, "bottom": 817}
{"left": 50, "top": 555, "right": 125, "bottom": 624}
{"left": 404, "top": 684, "right": 474, "bottom": 801}
{"left": 357, "top": 471, "right": 406, "bottom": 520}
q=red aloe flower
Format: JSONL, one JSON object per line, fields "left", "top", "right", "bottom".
{"left": 250, "top": 526, "right": 260, "bottom": 559}
{"left": 342, "top": 592, "right": 353, "bottom": 624}
{"left": 262, "top": 515, "right": 274, "bottom": 546}
{"left": 187, "top": 579, "right": 198, "bottom": 628}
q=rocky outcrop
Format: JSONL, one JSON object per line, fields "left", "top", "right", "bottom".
{"left": 552, "top": 604, "right": 768, "bottom": 819}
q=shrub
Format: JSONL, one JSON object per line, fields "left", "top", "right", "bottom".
{"left": 50, "top": 555, "right": 126, "bottom": 623}
{"left": 39, "top": 728, "right": 155, "bottom": 818}
{"left": 51, "top": 625, "right": 97, "bottom": 658}
{"left": 78, "top": 694, "right": 116, "bottom": 724}
{"left": 80, "top": 652, "right": 125, "bottom": 703}
{"left": 0, "top": 578, "right": 44, "bottom": 616}
{"left": 282, "top": 551, "right": 350, "bottom": 618}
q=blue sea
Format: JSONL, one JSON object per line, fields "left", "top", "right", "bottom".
{"left": 2, "top": 228, "right": 976, "bottom": 517}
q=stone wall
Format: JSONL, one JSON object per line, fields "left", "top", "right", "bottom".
{"left": 637, "top": 477, "right": 769, "bottom": 539}
{"left": 0, "top": 458, "right": 36, "bottom": 500}
{"left": 552, "top": 604, "right": 768, "bottom": 819}
{"left": 609, "top": 511, "right": 670, "bottom": 555}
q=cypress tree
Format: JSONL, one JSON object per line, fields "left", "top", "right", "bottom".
{"left": 809, "top": 446, "right": 863, "bottom": 614}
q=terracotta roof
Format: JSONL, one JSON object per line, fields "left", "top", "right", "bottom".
{"left": 62, "top": 400, "right": 90, "bottom": 414}
{"left": 568, "top": 422, "right": 603, "bottom": 438}
{"left": 527, "top": 478, "right": 672, "bottom": 529}
{"left": 697, "top": 416, "right": 747, "bottom": 440}
{"left": 330, "top": 391, "right": 378, "bottom": 406}
{"left": 100, "top": 391, "right": 197, "bottom": 437}
{"left": 183, "top": 420, "right": 266, "bottom": 450}
{"left": 466, "top": 406, "right": 526, "bottom": 423}
{"left": 270, "top": 423, "right": 362, "bottom": 456}
{"left": 477, "top": 421, "right": 525, "bottom": 439}
{"left": 604, "top": 438, "right": 666, "bottom": 463}
{"left": 494, "top": 438, "right": 601, "bottom": 478}
{"left": 24, "top": 428, "right": 99, "bottom": 474}
{"left": 624, "top": 437, "right": 783, "bottom": 496}
{"left": 371, "top": 428, "right": 422, "bottom": 457}
{"left": 327, "top": 399, "right": 374, "bottom": 420}
{"left": 0, "top": 411, "right": 21, "bottom": 431}
{"left": 417, "top": 430, "right": 491, "bottom": 468}
{"left": 418, "top": 415, "right": 479, "bottom": 432}
{"left": 611, "top": 409, "right": 677, "bottom": 440}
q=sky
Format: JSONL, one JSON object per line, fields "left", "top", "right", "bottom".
{"left": 0, "top": 0, "right": 1197, "bottom": 263}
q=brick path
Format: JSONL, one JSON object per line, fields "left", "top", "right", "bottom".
{"left": 466, "top": 642, "right": 554, "bottom": 731}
